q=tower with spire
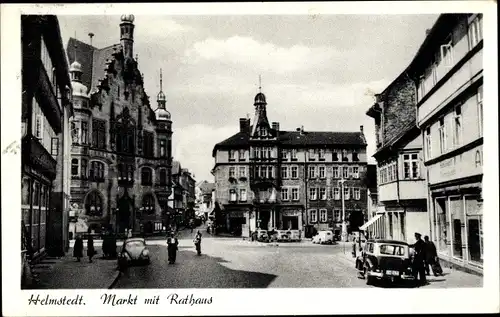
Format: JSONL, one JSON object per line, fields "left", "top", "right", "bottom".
{"left": 67, "top": 16, "right": 175, "bottom": 239}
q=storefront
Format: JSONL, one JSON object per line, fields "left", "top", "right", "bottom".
{"left": 22, "top": 168, "right": 52, "bottom": 259}
{"left": 431, "top": 186, "right": 483, "bottom": 272}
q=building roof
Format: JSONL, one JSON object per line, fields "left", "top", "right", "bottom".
{"left": 213, "top": 130, "right": 366, "bottom": 156}
{"left": 372, "top": 121, "right": 419, "bottom": 159}
{"left": 91, "top": 43, "right": 120, "bottom": 91}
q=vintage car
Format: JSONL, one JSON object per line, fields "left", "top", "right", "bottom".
{"left": 312, "top": 230, "right": 334, "bottom": 244}
{"left": 255, "top": 229, "right": 270, "bottom": 242}
{"left": 117, "top": 238, "right": 151, "bottom": 269}
{"left": 356, "top": 239, "right": 414, "bottom": 285}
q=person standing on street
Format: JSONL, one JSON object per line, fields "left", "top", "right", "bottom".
{"left": 194, "top": 230, "right": 202, "bottom": 256}
{"left": 424, "top": 235, "right": 443, "bottom": 276}
{"left": 73, "top": 235, "right": 84, "bottom": 262}
{"left": 167, "top": 232, "right": 179, "bottom": 264}
{"left": 87, "top": 235, "right": 96, "bottom": 263}
{"left": 409, "top": 232, "right": 427, "bottom": 285}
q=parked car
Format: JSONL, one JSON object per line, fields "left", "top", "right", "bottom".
{"left": 117, "top": 238, "right": 151, "bottom": 270}
{"left": 356, "top": 239, "right": 414, "bottom": 285}
{"left": 312, "top": 230, "right": 334, "bottom": 244}
{"left": 254, "top": 229, "right": 269, "bottom": 242}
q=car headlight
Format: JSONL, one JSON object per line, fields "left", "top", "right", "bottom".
{"left": 122, "top": 252, "right": 131, "bottom": 260}
{"left": 142, "top": 249, "right": 149, "bottom": 257}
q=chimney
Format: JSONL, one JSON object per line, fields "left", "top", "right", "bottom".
{"left": 425, "top": 28, "right": 431, "bottom": 36}
{"left": 360, "top": 125, "right": 364, "bottom": 133}
{"left": 300, "top": 126, "right": 304, "bottom": 135}
{"left": 272, "top": 122, "right": 279, "bottom": 131}
{"left": 239, "top": 118, "right": 249, "bottom": 132}
{"left": 88, "top": 32, "right": 94, "bottom": 46}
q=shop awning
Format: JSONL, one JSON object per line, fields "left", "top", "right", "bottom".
{"left": 359, "top": 214, "right": 383, "bottom": 231}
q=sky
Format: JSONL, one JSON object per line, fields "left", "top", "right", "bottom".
{"left": 57, "top": 14, "right": 439, "bottom": 183}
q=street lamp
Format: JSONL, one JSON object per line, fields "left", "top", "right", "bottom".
{"left": 340, "top": 175, "right": 348, "bottom": 242}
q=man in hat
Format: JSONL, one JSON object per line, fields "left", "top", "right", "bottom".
{"left": 409, "top": 232, "right": 427, "bottom": 285}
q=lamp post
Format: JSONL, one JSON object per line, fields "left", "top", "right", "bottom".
{"left": 340, "top": 175, "right": 348, "bottom": 242}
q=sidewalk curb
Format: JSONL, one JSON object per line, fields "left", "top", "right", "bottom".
{"left": 108, "top": 270, "right": 122, "bottom": 289}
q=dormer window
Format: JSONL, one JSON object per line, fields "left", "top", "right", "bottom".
{"left": 352, "top": 151, "right": 359, "bottom": 162}
{"left": 308, "top": 149, "right": 316, "bottom": 161}
{"left": 259, "top": 126, "right": 267, "bottom": 137}
{"left": 342, "top": 149, "right": 349, "bottom": 162}
{"left": 229, "top": 150, "right": 236, "bottom": 162}
{"left": 332, "top": 150, "right": 339, "bottom": 161}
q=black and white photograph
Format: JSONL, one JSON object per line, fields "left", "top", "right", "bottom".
{"left": 1, "top": 2, "right": 499, "bottom": 316}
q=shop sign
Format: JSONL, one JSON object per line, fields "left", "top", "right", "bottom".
{"left": 429, "top": 145, "right": 483, "bottom": 185}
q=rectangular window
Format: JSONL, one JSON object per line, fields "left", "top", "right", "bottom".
{"left": 291, "top": 149, "right": 298, "bottom": 161}
{"left": 319, "top": 149, "right": 325, "bottom": 161}
{"left": 342, "top": 166, "right": 349, "bottom": 179}
{"left": 143, "top": 132, "right": 154, "bottom": 157}
{"left": 50, "top": 137, "right": 59, "bottom": 156}
{"left": 229, "top": 150, "right": 236, "bottom": 161}
{"left": 239, "top": 189, "right": 247, "bottom": 202}
{"left": 334, "top": 209, "right": 341, "bottom": 222}
{"left": 268, "top": 166, "right": 274, "bottom": 178}
{"left": 308, "top": 149, "right": 316, "bottom": 161}
{"left": 453, "top": 105, "right": 463, "bottom": 148}
{"left": 309, "top": 188, "right": 317, "bottom": 200}
{"left": 333, "top": 166, "right": 339, "bottom": 178}
{"left": 344, "top": 187, "right": 350, "bottom": 200}
{"left": 352, "top": 166, "right": 359, "bottom": 179}
{"left": 319, "top": 188, "right": 326, "bottom": 200}
{"left": 281, "top": 166, "right": 288, "bottom": 179}
{"left": 229, "top": 167, "right": 236, "bottom": 178}
{"left": 432, "top": 63, "right": 439, "bottom": 85}
{"left": 81, "top": 122, "right": 88, "bottom": 144}
{"left": 92, "top": 120, "right": 106, "bottom": 150}
{"left": 327, "top": 209, "right": 333, "bottom": 222}
{"left": 229, "top": 189, "right": 237, "bottom": 202}
{"left": 291, "top": 166, "right": 298, "bottom": 179}
{"left": 291, "top": 187, "right": 299, "bottom": 201}
{"left": 354, "top": 188, "right": 361, "bottom": 200}
{"left": 319, "top": 209, "right": 327, "bottom": 223}
{"left": 81, "top": 159, "right": 88, "bottom": 178}
{"left": 403, "top": 153, "right": 420, "bottom": 179}
{"left": 468, "top": 14, "right": 483, "bottom": 49}
{"left": 439, "top": 117, "right": 447, "bottom": 154}
{"left": 425, "top": 127, "right": 432, "bottom": 160}
{"left": 477, "top": 86, "right": 483, "bottom": 137}
{"left": 310, "top": 209, "right": 318, "bottom": 223}
{"left": 239, "top": 166, "right": 246, "bottom": 178}
{"left": 309, "top": 166, "right": 316, "bottom": 179}
{"left": 332, "top": 151, "right": 339, "bottom": 161}
{"left": 35, "top": 115, "right": 43, "bottom": 140}
{"left": 334, "top": 187, "right": 340, "bottom": 200}
{"left": 252, "top": 147, "right": 259, "bottom": 159}
{"left": 281, "top": 187, "right": 289, "bottom": 201}
{"left": 239, "top": 149, "right": 246, "bottom": 161}
{"left": 319, "top": 166, "right": 326, "bottom": 179}
{"left": 159, "top": 139, "right": 166, "bottom": 157}
{"left": 281, "top": 149, "right": 289, "bottom": 160}
{"left": 440, "top": 39, "right": 454, "bottom": 67}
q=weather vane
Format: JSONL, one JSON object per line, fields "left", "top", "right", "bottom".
{"left": 258, "top": 74, "right": 262, "bottom": 93}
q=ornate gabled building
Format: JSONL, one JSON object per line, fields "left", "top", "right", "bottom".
{"left": 67, "top": 15, "right": 173, "bottom": 237}
{"left": 212, "top": 89, "right": 369, "bottom": 238}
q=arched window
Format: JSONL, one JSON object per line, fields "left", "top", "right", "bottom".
{"left": 85, "top": 191, "right": 103, "bottom": 217}
{"left": 142, "top": 194, "right": 155, "bottom": 215}
{"left": 141, "top": 167, "right": 152, "bottom": 186}
{"left": 159, "top": 168, "right": 167, "bottom": 185}
{"left": 71, "top": 159, "right": 78, "bottom": 176}
{"left": 90, "top": 161, "right": 105, "bottom": 181}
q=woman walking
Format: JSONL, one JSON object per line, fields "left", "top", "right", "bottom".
{"left": 73, "top": 235, "right": 84, "bottom": 262}
{"left": 87, "top": 235, "right": 96, "bottom": 263}
{"left": 167, "top": 232, "right": 179, "bottom": 264}
{"left": 194, "top": 230, "right": 202, "bottom": 256}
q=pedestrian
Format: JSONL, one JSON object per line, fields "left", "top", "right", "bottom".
{"left": 87, "top": 235, "right": 96, "bottom": 263}
{"left": 352, "top": 237, "right": 357, "bottom": 258}
{"left": 409, "top": 232, "right": 427, "bottom": 285}
{"left": 73, "top": 235, "right": 84, "bottom": 262}
{"left": 194, "top": 230, "right": 202, "bottom": 256}
{"left": 167, "top": 232, "right": 179, "bottom": 264}
{"left": 127, "top": 229, "right": 132, "bottom": 238}
{"left": 424, "top": 235, "right": 443, "bottom": 276}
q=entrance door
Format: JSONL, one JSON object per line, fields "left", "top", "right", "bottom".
{"left": 259, "top": 210, "right": 270, "bottom": 230}
{"left": 467, "top": 217, "right": 482, "bottom": 263}
{"left": 117, "top": 195, "right": 132, "bottom": 234}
